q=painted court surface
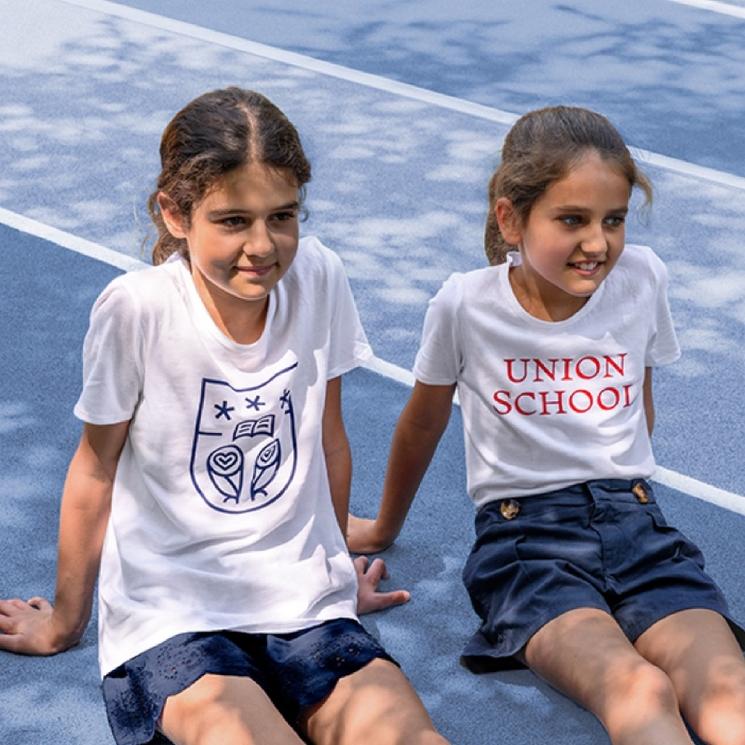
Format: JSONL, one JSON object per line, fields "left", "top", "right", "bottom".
{"left": 1, "top": 1, "right": 744, "bottom": 743}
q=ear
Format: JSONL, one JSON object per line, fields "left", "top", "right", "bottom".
{"left": 495, "top": 197, "right": 522, "bottom": 246}
{"left": 156, "top": 192, "right": 188, "bottom": 239}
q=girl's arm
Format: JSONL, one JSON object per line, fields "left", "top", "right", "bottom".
{"left": 348, "top": 380, "right": 456, "bottom": 554}
{"left": 643, "top": 367, "right": 655, "bottom": 435}
{"left": 322, "top": 376, "right": 353, "bottom": 535}
{"left": 323, "top": 375, "right": 409, "bottom": 612}
{"left": 0, "top": 421, "right": 129, "bottom": 655}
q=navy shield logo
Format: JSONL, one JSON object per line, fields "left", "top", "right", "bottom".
{"left": 190, "top": 363, "right": 298, "bottom": 514}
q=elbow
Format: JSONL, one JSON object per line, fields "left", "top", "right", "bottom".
{"left": 403, "top": 407, "right": 451, "bottom": 444}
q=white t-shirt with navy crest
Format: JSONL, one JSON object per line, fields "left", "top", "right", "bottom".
{"left": 413, "top": 244, "right": 681, "bottom": 508}
{"left": 74, "top": 236, "right": 372, "bottom": 677}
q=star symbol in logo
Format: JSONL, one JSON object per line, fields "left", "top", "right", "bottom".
{"left": 245, "top": 395, "right": 265, "bottom": 411}
{"left": 214, "top": 400, "right": 235, "bottom": 420}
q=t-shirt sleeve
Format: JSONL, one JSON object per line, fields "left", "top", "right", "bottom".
{"left": 413, "top": 274, "right": 462, "bottom": 385}
{"left": 73, "top": 277, "right": 144, "bottom": 424}
{"left": 325, "top": 249, "right": 373, "bottom": 379}
{"left": 645, "top": 250, "right": 681, "bottom": 367}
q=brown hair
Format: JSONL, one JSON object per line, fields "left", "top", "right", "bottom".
{"left": 147, "top": 87, "right": 311, "bottom": 265}
{"left": 484, "top": 106, "right": 652, "bottom": 265}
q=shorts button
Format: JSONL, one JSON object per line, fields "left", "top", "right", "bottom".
{"left": 499, "top": 499, "right": 521, "bottom": 520}
{"left": 632, "top": 482, "right": 649, "bottom": 504}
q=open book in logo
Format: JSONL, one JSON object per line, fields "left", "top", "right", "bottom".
{"left": 189, "top": 363, "right": 298, "bottom": 514}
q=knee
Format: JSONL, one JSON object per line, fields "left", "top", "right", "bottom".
{"left": 605, "top": 662, "right": 679, "bottom": 720}
{"left": 696, "top": 663, "right": 745, "bottom": 745}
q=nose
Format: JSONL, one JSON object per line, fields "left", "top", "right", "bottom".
{"left": 242, "top": 220, "right": 274, "bottom": 258}
{"left": 580, "top": 222, "right": 607, "bottom": 255}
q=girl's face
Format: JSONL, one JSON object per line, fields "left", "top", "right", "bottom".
{"left": 163, "top": 162, "right": 300, "bottom": 309}
{"left": 501, "top": 150, "right": 631, "bottom": 317}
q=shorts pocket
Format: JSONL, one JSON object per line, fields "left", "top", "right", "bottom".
{"left": 462, "top": 519, "right": 521, "bottom": 621}
{"left": 643, "top": 504, "right": 706, "bottom": 569}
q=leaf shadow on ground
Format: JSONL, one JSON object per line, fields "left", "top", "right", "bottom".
{"left": 0, "top": 6, "right": 743, "bottom": 742}
{"left": 121, "top": 0, "right": 745, "bottom": 175}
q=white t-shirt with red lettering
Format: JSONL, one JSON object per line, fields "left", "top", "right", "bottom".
{"left": 413, "top": 244, "right": 680, "bottom": 508}
{"left": 74, "top": 236, "right": 372, "bottom": 677}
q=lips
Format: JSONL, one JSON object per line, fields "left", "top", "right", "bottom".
{"left": 568, "top": 260, "right": 603, "bottom": 275}
{"left": 235, "top": 264, "right": 275, "bottom": 276}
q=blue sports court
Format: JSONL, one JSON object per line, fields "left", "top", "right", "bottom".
{"left": 1, "top": 1, "right": 744, "bottom": 742}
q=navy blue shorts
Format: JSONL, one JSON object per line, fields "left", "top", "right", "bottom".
{"left": 101, "top": 618, "right": 397, "bottom": 745}
{"left": 461, "top": 478, "right": 743, "bottom": 672}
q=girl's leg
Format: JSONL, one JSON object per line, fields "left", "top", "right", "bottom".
{"left": 524, "top": 608, "right": 694, "bottom": 745}
{"left": 159, "top": 674, "right": 304, "bottom": 745}
{"left": 302, "top": 658, "right": 449, "bottom": 745}
{"left": 634, "top": 609, "right": 745, "bottom": 745}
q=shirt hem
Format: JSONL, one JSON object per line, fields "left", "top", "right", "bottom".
{"left": 328, "top": 348, "right": 374, "bottom": 379}
{"left": 98, "top": 608, "right": 360, "bottom": 678}
{"left": 73, "top": 404, "right": 132, "bottom": 425}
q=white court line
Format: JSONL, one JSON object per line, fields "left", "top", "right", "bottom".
{"left": 653, "top": 467, "right": 745, "bottom": 516}
{"left": 0, "top": 206, "right": 143, "bottom": 272}
{"left": 59, "top": 0, "right": 745, "bottom": 192}
{"left": 364, "top": 355, "right": 416, "bottom": 388}
{"left": 665, "top": 0, "right": 745, "bottom": 20}
{"left": 2, "top": 206, "right": 744, "bottom": 516}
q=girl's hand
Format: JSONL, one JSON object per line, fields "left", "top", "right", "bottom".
{"left": 354, "top": 556, "right": 410, "bottom": 615}
{"left": 347, "top": 514, "right": 394, "bottom": 554}
{"left": 0, "top": 597, "right": 78, "bottom": 656}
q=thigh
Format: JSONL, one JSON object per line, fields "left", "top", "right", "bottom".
{"left": 160, "top": 674, "right": 303, "bottom": 745}
{"left": 102, "top": 630, "right": 273, "bottom": 745}
{"left": 264, "top": 618, "right": 396, "bottom": 726}
{"left": 634, "top": 609, "right": 745, "bottom": 732}
{"left": 302, "top": 658, "right": 447, "bottom": 745}
{"left": 526, "top": 610, "right": 699, "bottom": 744}
{"left": 525, "top": 607, "right": 672, "bottom": 723}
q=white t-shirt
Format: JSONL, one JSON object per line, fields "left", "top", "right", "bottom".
{"left": 74, "top": 236, "right": 372, "bottom": 677}
{"left": 413, "top": 244, "right": 680, "bottom": 508}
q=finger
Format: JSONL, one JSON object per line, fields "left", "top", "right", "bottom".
{"left": 0, "top": 632, "right": 20, "bottom": 653}
{"left": 366, "top": 590, "right": 411, "bottom": 613}
{"left": 353, "top": 555, "right": 369, "bottom": 572}
{"left": 0, "top": 600, "right": 23, "bottom": 616}
{"left": 0, "top": 614, "right": 17, "bottom": 634}
{"left": 26, "top": 597, "right": 52, "bottom": 611}
{"left": 366, "top": 557, "right": 389, "bottom": 583}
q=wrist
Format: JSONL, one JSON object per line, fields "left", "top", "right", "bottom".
{"left": 50, "top": 605, "right": 87, "bottom": 651}
{"left": 370, "top": 520, "right": 398, "bottom": 551}
{"left": 50, "top": 617, "right": 84, "bottom": 652}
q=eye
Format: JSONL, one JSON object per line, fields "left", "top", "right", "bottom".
{"left": 604, "top": 215, "right": 626, "bottom": 228}
{"left": 559, "top": 215, "right": 583, "bottom": 227}
{"left": 220, "top": 216, "right": 247, "bottom": 229}
{"left": 270, "top": 210, "right": 298, "bottom": 223}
